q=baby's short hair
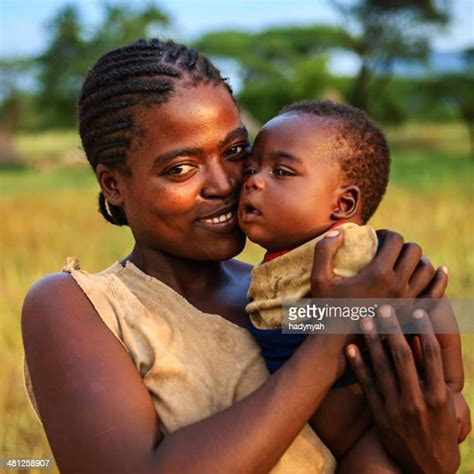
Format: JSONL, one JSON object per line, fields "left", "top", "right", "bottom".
{"left": 279, "top": 100, "right": 390, "bottom": 223}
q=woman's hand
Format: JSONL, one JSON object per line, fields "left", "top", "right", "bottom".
{"left": 311, "top": 229, "right": 448, "bottom": 300}
{"left": 346, "top": 305, "right": 460, "bottom": 474}
{"left": 453, "top": 392, "right": 472, "bottom": 443}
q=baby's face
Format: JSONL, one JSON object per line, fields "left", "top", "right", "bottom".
{"left": 238, "top": 113, "right": 344, "bottom": 252}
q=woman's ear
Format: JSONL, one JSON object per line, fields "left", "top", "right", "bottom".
{"left": 331, "top": 185, "right": 361, "bottom": 220}
{"left": 95, "top": 164, "right": 124, "bottom": 206}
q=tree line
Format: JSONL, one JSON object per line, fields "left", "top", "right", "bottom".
{"left": 1, "top": 1, "right": 473, "bottom": 158}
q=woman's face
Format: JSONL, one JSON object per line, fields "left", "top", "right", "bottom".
{"left": 111, "top": 83, "right": 249, "bottom": 261}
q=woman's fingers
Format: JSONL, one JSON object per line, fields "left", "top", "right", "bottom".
{"left": 311, "top": 230, "right": 344, "bottom": 287}
{"left": 374, "top": 230, "right": 404, "bottom": 269}
{"left": 359, "top": 312, "right": 399, "bottom": 406}
{"left": 418, "top": 266, "right": 449, "bottom": 299}
{"left": 407, "top": 256, "right": 436, "bottom": 298}
{"left": 453, "top": 392, "right": 472, "bottom": 443}
{"left": 411, "top": 309, "right": 446, "bottom": 398}
{"left": 345, "top": 344, "right": 385, "bottom": 421}
{"left": 394, "top": 242, "right": 423, "bottom": 289}
{"left": 378, "top": 306, "right": 423, "bottom": 400}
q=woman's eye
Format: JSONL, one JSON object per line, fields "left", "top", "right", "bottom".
{"left": 165, "top": 164, "right": 196, "bottom": 177}
{"left": 271, "top": 167, "right": 293, "bottom": 177}
{"left": 225, "top": 143, "right": 250, "bottom": 160}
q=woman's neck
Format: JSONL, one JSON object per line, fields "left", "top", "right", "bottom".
{"left": 123, "top": 245, "right": 228, "bottom": 297}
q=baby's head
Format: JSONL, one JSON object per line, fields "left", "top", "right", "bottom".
{"left": 238, "top": 100, "right": 390, "bottom": 252}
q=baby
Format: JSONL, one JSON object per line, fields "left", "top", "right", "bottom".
{"left": 238, "top": 100, "right": 468, "bottom": 470}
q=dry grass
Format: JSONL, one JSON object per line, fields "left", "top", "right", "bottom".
{"left": 386, "top": 122, "right": 471, "bottom": 155}
{"left": 14, "top": 130, "right": 83, "bottom": 168}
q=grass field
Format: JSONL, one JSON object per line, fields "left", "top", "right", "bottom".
{"left": 1, "top": 123, "right": 473, "bottom": 472}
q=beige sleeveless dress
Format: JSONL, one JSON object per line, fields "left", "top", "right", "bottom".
{"left": 24, "top": 258, "right": 336, "bottom": 473}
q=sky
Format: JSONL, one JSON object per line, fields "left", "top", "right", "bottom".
{"left": 0, "top": 0, "right": 473, "bottom": 77}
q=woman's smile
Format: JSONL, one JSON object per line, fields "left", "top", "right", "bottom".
{"left": 196, "top": 202, "right": 239, "bottom": 232}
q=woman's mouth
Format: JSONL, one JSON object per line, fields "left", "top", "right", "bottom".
{"left": 196, "top": 210, "right": 238, "bottom": 232}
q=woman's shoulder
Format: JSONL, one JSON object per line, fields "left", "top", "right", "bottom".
{"left": 23, "top": 257, "right": 116, "bottom": 312}
{"left": 23, "top": 271, "right": 86, "bottom": 312}
{"left": 22, "top": 257, "right": 123, "bottom": 347}
{"left": 22, "top": 271, "right": 96, "bottom": 345}
{"left": 22, "top": 257, "right": 128, "bottom": 350}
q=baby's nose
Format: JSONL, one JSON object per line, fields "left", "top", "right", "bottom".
{"left": 244, "top": 172, "right": 265, "bottom": 191}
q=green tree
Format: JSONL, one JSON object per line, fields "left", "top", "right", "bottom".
{"left": 87, "top": 4, "right": 170, "bottom": 63}
{"left": 0, "top": 58, "right": 36, "bottom": 166}
{"left": 331, "top": 0, "right": 450, "bottom": 111}
{"left": 196, "top": 2, "right": 450, "bottom": 121}
{"left": 36, "top": 3, "right": 170, "bottom": 128}
{"left": 195, "top": 26, "right": 336, "bottom": 122}
{"left": 37, "top": 5, "right": 86, "bottom": 128}
{"left": 432, "top": 48, "right": 474, "bottom": 157}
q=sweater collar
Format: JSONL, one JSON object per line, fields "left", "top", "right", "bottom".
{"left": 262, "top": 221, "right": 348, "bottom": 263}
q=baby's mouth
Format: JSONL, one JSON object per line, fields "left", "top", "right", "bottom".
{"left": 244, "top": 204, "right": 261, "bottom": 216}
{"left": 238, "top": 198, "right": 263, "bottom": 223}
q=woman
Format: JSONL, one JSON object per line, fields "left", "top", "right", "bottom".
{"left": 22, "top": 39, "right": 460, "bottom": 473}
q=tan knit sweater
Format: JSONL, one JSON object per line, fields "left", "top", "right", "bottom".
{"left": 246, "top": 223, "right": 378, "bottom": 329}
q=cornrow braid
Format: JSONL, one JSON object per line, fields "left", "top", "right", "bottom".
{"left": 91, "top": 55, "right": 172, "bottom": 77}
{"left": 79, "top": 63, "right": 181, "bottom": 101}
{"left": 93, "top": 39, "right": 165, "bottom": 66}
{"left": 79, "top": 38, "right": 234, "bottom": 226}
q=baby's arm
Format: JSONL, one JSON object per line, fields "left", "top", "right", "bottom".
{"left": 309, "top": 382, "right": 371, "bottom": 459}
{"left": 337, "top": 428, "right": 403, "bottom": 474}
{"left": 310, "top": 384, "right": 403, "bottom": 473}
{"left": 425, "top": 297, "right": 463, "bottom": 391}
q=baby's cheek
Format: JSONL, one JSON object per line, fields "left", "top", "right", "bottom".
{"left": 269, "top": 211, "right": 306, "bottom": 244}
{"left": 278, "top": 205, "right": 307, "bottom": 228}
{"left": 252, "top": 231, "right": 275, "bottom": 249}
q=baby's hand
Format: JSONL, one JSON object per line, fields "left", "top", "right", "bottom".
{"left": 453, "top": 392, "right": 471, "bottom": 443}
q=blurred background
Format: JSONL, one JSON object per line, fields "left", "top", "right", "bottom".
{"left": 1, "top": 0, "right": 473, "bottom": 472}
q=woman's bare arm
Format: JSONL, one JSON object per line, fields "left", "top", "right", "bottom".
{"left": 23, "top": 272, "right": 346, "bottom": 474}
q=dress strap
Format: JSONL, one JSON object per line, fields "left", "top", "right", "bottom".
{"left": 62, "top": 256, "right": 81, "bottom": 272}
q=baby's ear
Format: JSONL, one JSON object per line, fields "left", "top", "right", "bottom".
{"left": 331, "top": 185, "right": 361, "bottom": 220}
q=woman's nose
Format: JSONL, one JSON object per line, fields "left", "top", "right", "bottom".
{"left": 202, "top": 162, "right": 235, "bottom": 198}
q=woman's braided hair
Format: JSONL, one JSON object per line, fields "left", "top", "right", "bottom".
{"left": 79, "top": 38, "right": 233, "bottom": 226}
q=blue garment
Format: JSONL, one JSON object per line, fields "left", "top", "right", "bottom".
{"left": 246, "top": 323, "right": 307, "bottom": 375}
{"left": 247, "top": 322, "right": 414, "bottom": 387}
{"left": 247, "top": 323, "right": 359, "bottom": 387}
